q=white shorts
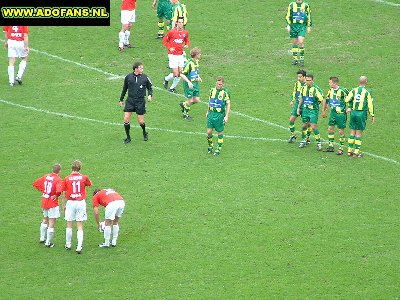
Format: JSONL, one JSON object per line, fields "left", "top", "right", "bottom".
{"left": 7, "top": 39, "right": 28, "bottom": 58}
{"left": 43, "top": 206, "right": 60, "bottom": 219}
{"left": 121, "top": 10, "right": 136, "bottom": 24}
{"left": 168, "top": 54, "right": 185, "bottom": 69}
{"left": 105, "top": 200, "right": 125, "bottom": 220}
{"left": 65, "top": 200, "right": 87, "bottom": 222}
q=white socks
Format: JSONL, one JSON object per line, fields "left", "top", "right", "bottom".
{"left": 104, "top": 226, "right": 111, "bottom": 246}
{"left": 112, "top": 224, "right": 120, "bottom": 245}
{"left": 77, "top": 230, "right": 83, "bottom": 250}
{"left": 8, "top": 66, "right": 14, "bottom": 84}
{"left": 40, "top": 222, "right": 48, "bottom": 241}
{"left": 124, "top": 30, "right": 130, "bottom": 45}
{"left": 119, "top": 31, "right": 125, "bottom": 48}
{"left": 46, "top": 227, "right": 54, "bottom": 245}
{"left": 17, "top": 60, "right": 27, "bottom": 79}
{"left": 65, "top": 228, "right": 73, "bottom": 247}
{"left": 170, "top": 76, "right": 181, "bottom": 89}
{"left": 164, "top": 73, "right": 174, "bottom": 82}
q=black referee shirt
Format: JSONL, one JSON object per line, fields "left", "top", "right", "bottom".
{"left": 120, "top": 73, "right": 153, "bottom": 102}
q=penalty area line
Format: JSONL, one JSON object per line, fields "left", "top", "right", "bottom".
{"left": 1, "top": 99, "right": 398, "bottom": 165}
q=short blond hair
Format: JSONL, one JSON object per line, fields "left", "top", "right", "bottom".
{"left": 216, "top": 76, "right": 225, "bottom": 83}
{"left": 190, "top": 47, "right": 201, "bottom": 58}
{"left": 71, "top": 160, "right": 82, "bottom": 172}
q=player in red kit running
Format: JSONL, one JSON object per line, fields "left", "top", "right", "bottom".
{"left": 58, "top": 160, "right": 92, "bottom": 254}
{"left": 3, "top": 26, "right": 29, "bottom": 86}
{"left": 119, "top": 0, "right": 136, "bottom": 51}
{"left": 92, "top": 188, "right": 126, "bottom": 248}
{"left": 162, "top": 17, "right": 189, "bottom": 93}
{"left": 32, "top": 163, "right": 62, "bottom": 248}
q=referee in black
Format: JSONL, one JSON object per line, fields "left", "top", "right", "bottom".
{"left": 119, "top": 61, "right": 153, "bottom": 144}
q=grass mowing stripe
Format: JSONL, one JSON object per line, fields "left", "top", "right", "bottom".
{"left": 1, "top": 98, "right": 398, "bottom": 165}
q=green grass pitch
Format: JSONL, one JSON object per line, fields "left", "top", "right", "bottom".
{"left": 0, "top": 0, "right": 399, "bottom": 298}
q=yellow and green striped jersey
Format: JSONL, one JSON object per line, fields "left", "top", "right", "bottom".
{"left": 292, "top": 80, "right": 305, "bottom": 102}
{"left": 285, "top": 1, "right": 312, "bottom": 26}
{"left": 345, "top": 86, "right": 375, "bottom": 117}
{"left": 208, "top": 87, "right": 231, "bottom": 114}
{"left": 325, "top": 86, "right": 349, "bottom": 113}
{"left": 300, "top": 83, "right": 324, "bottom": 110}
{"left": 182, "top": 58, "right": 199, "bottom": 82}
{"left": 172, "top": 3, "right": 188, "bottom": 25}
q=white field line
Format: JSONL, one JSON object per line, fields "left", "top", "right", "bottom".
{"left": 0, "top": 41, "right": 286, "bottom": 129}
{"left": 0, "top": 99, "right": 285, "bottom": 143}
{"left": 372, "top": 0, "right": 400, "bottom": 7}
{"left": 1, "top": 44, "right": 398, "bottom": 164}
{"left": 1, "top": 99, "right": 398, "bottom": 165}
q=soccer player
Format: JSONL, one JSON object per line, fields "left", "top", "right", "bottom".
{"left": 170, "top": 0, "right": 188, "bottom": 29}
{"left": 344, "top": 76, "right": 375, "bottom": 158}
{"left": 321, "top": 76, "right": 349, "bottom": 155}
{"left": 297, "top": 74, "right": 325, "bottom": 150}
{"left": 3, "top": 26, "right": 29, "bottom": 86}
{"left": 152, "top": 0, "right": 173, "bottom": 38}
{"left": 119, "top": 61, "right": 153, "bottom": 144}
{"left": 119, "top": 0, "right": 136, "bottom": 51}
{"left": 163, "top": 17, "right": 190, "bottom": 93}
{"left": 285, "top": 0, "right": 312, "bottom": 67}
{"left": 179, "top": 47, "right": 202, "bottom": 120}
{"left": 92, "top": 188, "right": 126, "bottom": 248}
{"left": 206, "top": 77, "right": 231, "bottom": 156}
{"left": 32, "top": 163, "right": 62, "bottom": 248}
{"left": 288, "top": 69, "right": 307, "bottom": 143}
{"left": 58, "top": 160, "right": 92, "bottom": 254}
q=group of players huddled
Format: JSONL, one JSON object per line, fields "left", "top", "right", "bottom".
{"left": 286, "top": 0, "right": 375, "bottom": 158}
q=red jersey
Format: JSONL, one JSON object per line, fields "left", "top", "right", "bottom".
{"left": 121, "top": 0, "right": 136, "bottom": 10}
{"left": 59, "top": 172, "right": 92, "bottom": 201}
{"left": 3, "top": 26, "right": 29, "bottom": 41}
{"left": 163, "top": 28, "right": 190, "bottom": 55}
{"left": 32, "top": 173, "right": 62, "bottom": 209}
{"left": 93, "top": 189, "right": 124, "bottom": 208}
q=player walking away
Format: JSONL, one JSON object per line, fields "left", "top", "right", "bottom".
{"left": 92, "top": 188, "right": 126, "bottom": 248}
{"left": 179, "top": 47, "right": 202, "bottom": 120}
{"left": 297, "top": 74, "right": 325, "bottom": 150}
{"left": 119, "top": 61, "right": 153, "bottom": 144}
{"left": 152, "top": 0, "right": 173, "bottom": 38}
{"left": 3, "top": 26, "right": 29, "bottom": 86}
{"left": 170, "top": 0, "right": 188, "bottom": 29}
{"left": 58, "top": 160, "right": 92, "bottom": 254}
{"left": 321, "top": 77, "right": 349, "bottom": 155}
{"left": 285, "top": 0, "right": 312, "bottom": 67}
{"left": 344, "top": 76, "right": 375, "bottom": 158}
{"left": 163, "top": 17, "right": 190, "bottom": 93}
{"left": 119, "top": 0, "right": 136, "bottom": 51}
{"left": 288, "top": 69, "right": 312, "bottom": 143}
{"left": 206, "top": 77, "right": 231, "bottom": 156}
{"left": 32, "top": 163, "right": 62, "bottom": 248}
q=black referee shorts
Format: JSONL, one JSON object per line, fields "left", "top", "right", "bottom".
{"left": 124, "top": 98, "right": 146, "bottom": 115}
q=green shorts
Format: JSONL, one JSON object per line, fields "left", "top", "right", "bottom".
{"left": 328, "top": 111, "right": 347, "bottom": 129}
{"left": 301, "top": 107, "right": 318, "bottom": 124}
{"left": 290, "top": 100, "right": 301, "bottom": 116}
{"left": 349, "top": 110, "right": 367, "bottom": 131}
{"left": 157, "top": 2, "right": 172, "bottom": 19}
{"left": 183, "top": 82, "right": 200, "bottom": 99}
{"left": 290, "top": 24, "right": 307, "bottom": 38}
{"left": 207, "top": 111, "right": 225, "bottom": 132}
